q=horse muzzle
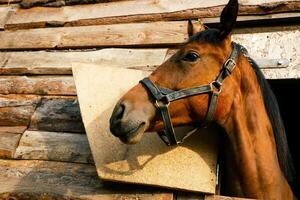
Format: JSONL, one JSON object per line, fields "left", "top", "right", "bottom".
{"left": 109, "top": 100, "right": 150, "bottom": 144}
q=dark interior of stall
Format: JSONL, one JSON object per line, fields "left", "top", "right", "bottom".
{"left": 270, "top": 79, "right": 300, "bottom": 196}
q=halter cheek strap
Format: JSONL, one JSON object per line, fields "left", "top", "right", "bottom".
{"left": 140, "top": 42, "right": 240, "bottom": 146}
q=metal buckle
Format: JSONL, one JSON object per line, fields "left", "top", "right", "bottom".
{"left": 224, "top": 58, "right": 236, "bottom": 74}
{"left": 210, "top": 81, "right": 222, "bottom": 94}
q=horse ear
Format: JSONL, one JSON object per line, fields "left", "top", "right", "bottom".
{"left": 188, "top": 19, "right": 206, "bottom": 37}
{"left": 219, "top": 0, "right": 239, "bottom": 40}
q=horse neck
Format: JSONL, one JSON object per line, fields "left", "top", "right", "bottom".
{"left": 219, "top": 56, "right": 293, "bottom": 199}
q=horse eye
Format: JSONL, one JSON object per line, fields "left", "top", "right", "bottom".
{"left": 182, "top": 52, "right": 200, "bottom": 62}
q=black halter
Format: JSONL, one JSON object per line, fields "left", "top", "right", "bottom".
{"left": 140, "top": 42, "right": 240, "bottom": 146}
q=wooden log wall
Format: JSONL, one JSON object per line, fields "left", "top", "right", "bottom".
{"left": 0, "top": 0, "right": 299, "bottom": 199}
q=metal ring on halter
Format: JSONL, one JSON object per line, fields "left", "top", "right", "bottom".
{"left": 210, "top": 81, "right": 222, "bottom": 94}
{"left": 155, "top": 100, "right": 170, "bottom": 108}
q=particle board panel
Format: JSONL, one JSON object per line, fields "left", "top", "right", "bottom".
{"left": 73, "top": 63, "right": 219, "bottom": 193}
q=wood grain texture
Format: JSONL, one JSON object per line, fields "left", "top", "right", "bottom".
{"left": 0, "top": 21, "right": 188, "bottom": 50}
{"left": 14, "top": 130, "right": 93, "bottom": 163}
{"left": 0, "top": 0, "right": 20, "bottom": 3}
{"left": 0, "top": 76, "right": 76, "bottom": 95}
{"left": 0, "top": 94, "right": 40, "bottom": 126}
{"left": 0, "top": 24, "right": 299, "bottom": 80}
{"left": 0, "top": 126, "right": 27, "bottom": 134}
{"left": 0, "top": 133, "right": 21, "bottom": 158}
{"left": 0, "top": 48, "right": 168, "bottom": 75}
{"left": 20, "top": 0, "right": 126, "bottom": 8}
{"left": 205, "top": 195, "right": 256, "bottom": 200}
{"left": 4, "top": 0, "right": 300, "bottom": 30}
{"left": 0, "top": 6, "right": 14, "bottom": 30}
{"left": 29, "top": 96, "right": 85, "bottom": 132}
{"left": 0, "top": 159, "right": 173, "bottom": 199}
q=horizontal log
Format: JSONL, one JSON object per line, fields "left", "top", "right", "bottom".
{"left": 0, "top": 94, "right": 40, "bottom": 126}
{"left": 29, "top": 96, "right": 85, "bottom": 132}
{"left": 0, "top": 48, "right": 167, "bottom": 75}
{"left": 0, "top": 6, "right": 13, "bottom": 30}
{"left": 0, "top": 25, "right": 298, "bottom": 79}
{"left": 205, "top": 195, "right": 256, "bottom": 200}
{"left": 0, "top": 23, "right": 299, "bottom": 80}
{"left": 0, "top": 133, "right": 21, "bottom": 158}
{"left": 4, "top": 0, "right": 300, "bottom": 30}
{"left": 0, "top": 21, "right": 188, "bottom": 50}
{"left": 15, "top": 130, "right": 93, "bottom": 163}
{"left": 0, "top": 159, "right": 173, "bottom": 199}
{"left": 0, "top": 76, "right": 76, "bottom": 95}
{"left": 0, "top": 126, "right": 27, "bottom": 134}
{"left": 203, "top": 12, "right": 300, "bottom": 25}
{"left": 20, "top": 0, "right": 126, "bottom": 8}
{"left": 0, "top": 0, "right": 20, "bottom": 3}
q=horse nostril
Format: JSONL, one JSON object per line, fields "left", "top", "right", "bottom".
{"left": 113, "top": 103, "right": 125, "bottom": 122}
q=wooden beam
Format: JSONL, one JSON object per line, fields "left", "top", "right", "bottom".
{"left": 0, "top": 0, "right": 20, "bottom": 3}
{"left": 205, "top": 195, "right": 256, "bottom": 200}
{"left": 0, "top": 94, "right": 40, "bottom": 126}
{"left": 0, "top": 159, "right": 173, "bottom": 199}
{"left": 0, "top": 24, "right": 299, "bottom": 80}
{"left": 0, "top": 6, "right": 15, "bottom": 30}
{"left": 0, "top": 76, "right": 76, "bottom": 95}
{"left": 1, "top": 24, "right": 299, "bottom": 79}
{"left": 19, "top": 0, "right": 126, "bottom": 8}
{"left": 0, "top": 48, "right": 168, "bottom": 75}
{"left": 0, "top": 126, "right": 27, "bottom": 134}
{"left": 14, "top": 130, "right": 93, "bottom": 163}
{"left": 0, "top": 133, "right": 21, "bottom": 158}
{"left": 4, "top": 0, "right": 300, "bottom": 30}
{"left": 203, "top": 12, "right": 300, "bottom": 25}
{"left": 0, "top": 21, "right": 188, "bottom": 50}
{"left": 29, "top": 96, "right": 85, "bottom": 133}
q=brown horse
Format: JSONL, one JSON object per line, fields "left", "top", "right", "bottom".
{"left": 109, "top": 0, "right": 296, "bottom": 198}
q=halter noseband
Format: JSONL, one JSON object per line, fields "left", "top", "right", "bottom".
{"left": 140, "top": 42, "right": 240, "bottom": 146}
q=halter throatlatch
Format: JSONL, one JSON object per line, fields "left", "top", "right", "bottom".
{"left": 140, "top": 43, "right": 240, "bottom": 146}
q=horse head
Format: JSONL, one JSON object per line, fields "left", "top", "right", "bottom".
{"left": 110, "top": 0, "right": 239, "bottom": 144}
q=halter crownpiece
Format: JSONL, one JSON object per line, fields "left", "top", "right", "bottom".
{"left": 140, "top": 42, "right": 240, "bottom": 146}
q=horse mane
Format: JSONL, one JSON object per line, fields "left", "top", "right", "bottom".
{"left": 244, "top": 54, "right": 296, "bottom": 190}
{"left": 189, "top": 30, "right": 296, "bottom": 189}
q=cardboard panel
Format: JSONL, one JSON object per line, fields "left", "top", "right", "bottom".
{"left": 73, "top": 63, "right": 219, "bottom": 193}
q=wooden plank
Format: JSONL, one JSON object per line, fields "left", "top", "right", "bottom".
{"left": 203, "top": 12, "right": 300, "bottom": 25}
{"left": 1, "top": 24, "right": 299, "bottom": 79}
{"left": 0, "top": 48, "right": 292, "bottom": 76}
{"left": 0, "top": 126, "right": 27, "bottom": 134}
{"left": 29, "top": 96, "right": 85, "bottom": 133}
{"left": 0, "top": 21, "right": 188, "bottom": 50}
{"left": 0, "top": 76, "right": 76, "bottom": 95}
{"left": 0, "top": 6, "right": 15, "bottom": 30}
{"left": 0, "top": 48, "right": 168, "bottom": 75}
{"left": 14, "top": 130, "right": 93, "bottom": 163}
{"left": 176, "top": 194, "right": 254, "bottom": 200}
{"left": 20, "top": 0, "right": 126, "bottom": 8}
{"left": 0, "top": 0, "right": 20, "bottom": 4}
{"left": 0, "top": 94, "right": 41, "bottom": 126}
{"left": 4, "top": 0, "right": 300, "bottom": 30}
{"left": 0, "top": 133, "right": 21, "bottom": 158}
{"left": 0, "top": 159, "right": 173, "bottom": 200}
{"left": 205, "top": 195, "right": 256, "bottom": 200}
